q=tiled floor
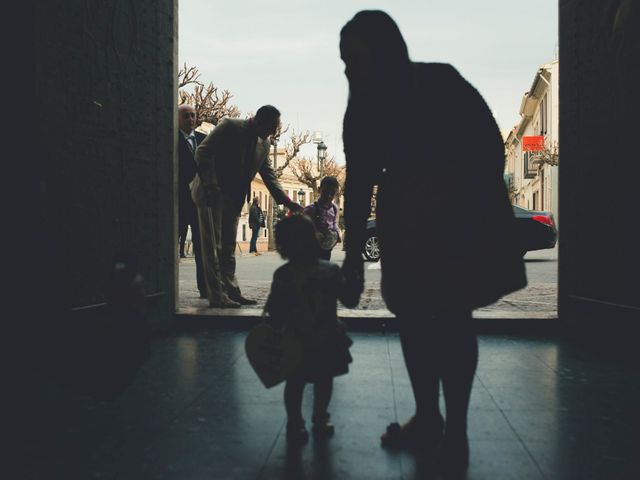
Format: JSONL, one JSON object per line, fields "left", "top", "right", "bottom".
{"left": 29, "top": 331, "right": 639, "bottom": 479}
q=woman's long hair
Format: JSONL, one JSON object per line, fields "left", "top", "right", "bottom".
{"left": 340, "top": 10, "right": 411, "bottom": 91}
{"left": 341, "top": 11, "right": 412, "bottom": 172}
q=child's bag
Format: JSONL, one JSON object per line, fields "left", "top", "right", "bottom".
{"left": 245, "top": 312, "right": 303, "bottom": 388}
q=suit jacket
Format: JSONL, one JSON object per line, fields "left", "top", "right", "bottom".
{"left": 343, "top": 63, "right": 527, "bottom": 313}
{"left": 191, "top": 118, "right": 288, "bottom": 209}
{"left": 178, "top": 130, "right": 206, "bottom": 213}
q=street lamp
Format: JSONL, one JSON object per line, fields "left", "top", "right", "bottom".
{"left": 317, "top": 141, "right": 327, "bottom": 173}
{"left": 268, "top": 138, "right": 278, "bottom": 250}
{"left": 298, "top": 188, "right": 306, "bottom": 207}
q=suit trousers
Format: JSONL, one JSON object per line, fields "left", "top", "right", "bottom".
{"left": 196, "top": 193, "right": 243, "bottom": 303}
{"left": 179, "top": 202, "right": 205, "bottom": 295}
{"left": 249, "top": 227, "right": 260, "bottom": 253}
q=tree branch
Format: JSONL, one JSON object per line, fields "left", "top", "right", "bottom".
{"left": 177, "top": 65, "right": 241, "bottom": 125}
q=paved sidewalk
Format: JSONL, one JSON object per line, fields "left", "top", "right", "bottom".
{"left": 177, "top": 250, "right": 557, "bottom": 319}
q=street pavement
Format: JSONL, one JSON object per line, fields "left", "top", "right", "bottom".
{"left": 177, "top": 246, "right": 558, "bottom": 319}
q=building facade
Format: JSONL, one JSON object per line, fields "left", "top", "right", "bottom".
{"left": 504, "top": 60, "right": 559, "bottom": 227}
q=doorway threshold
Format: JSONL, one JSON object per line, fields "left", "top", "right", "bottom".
{"left": 174, "top": 307, "right": 558, "bottom": 334}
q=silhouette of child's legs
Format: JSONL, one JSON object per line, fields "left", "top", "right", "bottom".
{"left": 312, "top": 378, "right": 335, "bottom": 434}
{"left": 284, "top": 379, "right": 309, "bottom": 443}
{"left": 313, "top": 378, "right": 333, "bottom": 417}
{"left": 284, "top": 379, "right": 305, "bottom": 426}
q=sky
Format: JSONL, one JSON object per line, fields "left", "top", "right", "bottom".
{"left": 179, "top": 0, "right": 558, "bottom": 163}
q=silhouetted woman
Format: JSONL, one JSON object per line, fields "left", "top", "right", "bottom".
{"left": 339, "top": 10, "right": 526, "bottom": 475}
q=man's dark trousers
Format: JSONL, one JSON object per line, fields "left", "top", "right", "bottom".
{"left": 180, "top": 200, "right": 205, "bottom": 296}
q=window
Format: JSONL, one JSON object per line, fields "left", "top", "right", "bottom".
{"left": 540, "top": 94, "right": 548, "bottom": 136}
{"left": 523, "top": 152, "right": 536, "bottom": 179}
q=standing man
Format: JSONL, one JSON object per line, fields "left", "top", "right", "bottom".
{"left": 248, "top": 197, "right": 264, "bottom": 256}
{"left": 178, "top": 104, "right": 206, "bottom": 298}
{"left": 192, "top": 105, "right": 302, "bottom": 307}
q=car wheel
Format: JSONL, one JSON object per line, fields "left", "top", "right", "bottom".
{"left": 363, "top": 234, "right": 380, "bottom": 261}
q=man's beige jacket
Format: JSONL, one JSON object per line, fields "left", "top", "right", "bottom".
{"left": 190, "top": 118, "right": 289, "bottom": 208}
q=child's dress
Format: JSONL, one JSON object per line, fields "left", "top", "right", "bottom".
{"left": 303, "top": 201, "right": 341, "bottom": 251}
{"left": 265, "top": 259, "right": 353, "bottom": 382}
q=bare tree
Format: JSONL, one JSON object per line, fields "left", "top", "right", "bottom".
{"left": 289, "top": 156, "right": 345, "bottom": 199}
{"left": 264, "top": 129, "right": 313, "bottom": 250}
{"left": 178, "top": 63, "right": 241, "bottom": 125}
{"left": 273, "top": 130, "right": 312, "bottom": 177}
{"left": 178, "top": 64, "right": 201, "bottom": 89}
{"left": 532, "top": 141, "right": 559, "bottom": 167}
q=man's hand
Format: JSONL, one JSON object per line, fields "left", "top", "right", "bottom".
{"left": 287, "top": 201, "right": 303, "bottom": 213}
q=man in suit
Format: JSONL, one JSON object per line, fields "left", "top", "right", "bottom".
{"left": 192, "top": 105, "right": 302, "bottom": 307}
{"left": 178, "top": 104, "right": 206, "bottom": 298}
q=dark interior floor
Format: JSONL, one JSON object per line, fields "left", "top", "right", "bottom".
{"left": 24, "top": 330, "right": 640, "bottom": 479}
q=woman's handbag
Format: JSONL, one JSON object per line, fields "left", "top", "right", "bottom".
{"left": 245, "top": 313, "right": 303, "bottom": 388}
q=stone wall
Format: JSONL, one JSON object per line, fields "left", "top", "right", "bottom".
{"left": 559, "top": 0, "right": 639, "bottom": 333}
{"left": 34, "top": 0, "right": 178, "bottom": 326}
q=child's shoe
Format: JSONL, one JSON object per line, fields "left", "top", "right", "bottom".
{"left": 311, "top": 413, "right": 335, "bottom": 436}
{"left": 286, "top": 421, "right": 309, "bottom": 445}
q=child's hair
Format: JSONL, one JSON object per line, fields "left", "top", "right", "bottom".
{"left": 275, "top": 214, "right": 320, "bottom": 261}
{"left": 320, "top": 175, "right": 340, "bottom": 191}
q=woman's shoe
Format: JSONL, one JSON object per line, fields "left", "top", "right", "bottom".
{"left": 438, "top": 433, "right": 469, "bottom": 476}
{"left": 380, "top": 415, "right": 444, "bottom": 449}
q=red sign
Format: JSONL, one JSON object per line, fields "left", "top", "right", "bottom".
{"left": 522, "top": 136, "right": 545, "bottom": 152}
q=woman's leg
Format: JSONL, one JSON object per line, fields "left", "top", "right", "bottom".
{"left": 412, "top": 309, "right": 474, "bottom": 473}
{"left": 439, "top": 311, "right": 477, "bottom": 439}
{"left": 398, "top": 313, "right": 443, "bottom": 429}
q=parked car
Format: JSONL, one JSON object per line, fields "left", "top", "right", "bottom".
{"left": 361, "top": 206, "right": 556, "bottom": 261}
{"left": 512, "top": 205, "right": 557, "bottom": 255}
{"left": 363, "top": 218, "right": 380, "bottom": 261}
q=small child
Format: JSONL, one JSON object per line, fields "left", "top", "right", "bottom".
{"left": 265, "top": 214, "right": 353, "bottom": 444}
{"left": 303, "top": 176, "right": 341, "bottom": 260}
